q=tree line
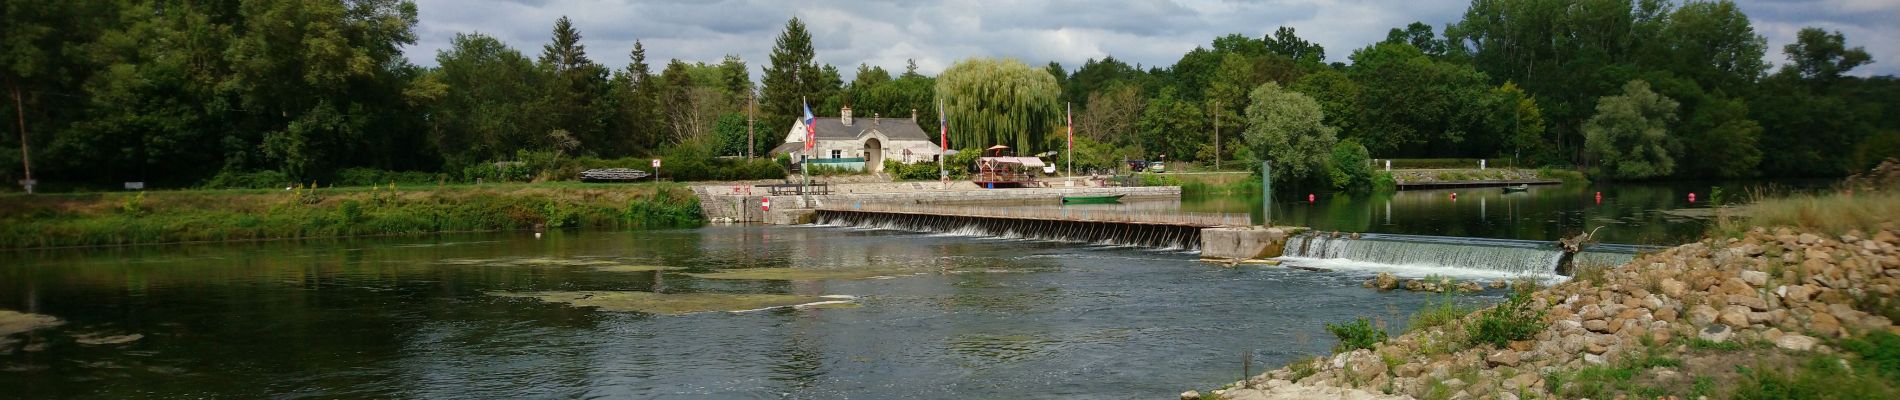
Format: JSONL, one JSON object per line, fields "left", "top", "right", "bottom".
{"left": 3, "top": 0, "right": 1896, "bottom": 190}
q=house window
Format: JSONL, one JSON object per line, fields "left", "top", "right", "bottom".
{"left": 830, "top": 150, "right": 843, "bottom": 159}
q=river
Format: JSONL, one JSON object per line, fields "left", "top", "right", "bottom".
{"left": 0, "top": 181, "right": 1795, "bottom": 398}
{"left": 2, "top": 226, "right": 1452, "bottom": 398}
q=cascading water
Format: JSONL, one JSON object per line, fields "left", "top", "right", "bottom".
{"left": 1282, "top": 233, "right": 1650, "bottom": 277}
{"left": 812, "top": 210, "right": 1202, "bottom": 250}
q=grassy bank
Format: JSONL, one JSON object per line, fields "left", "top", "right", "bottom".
{"left": 1711, "top": 189, "right": 1900, "bottom": 238}
{"left": 0, "top": 183, "right": 702, "bottom": 249}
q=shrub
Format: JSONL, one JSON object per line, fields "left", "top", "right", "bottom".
{"left": 1327, "top": 139, "right": 1372, "bottom": 190}
{"left": 884, "top": 159, "right": 944, "bottom": 181}
{"left": 1408, "top": 294, "right": 1476, "bottom": 334}
{"left": 202, "top": 170, "right": 292, "bottom": 189}
{"left": 334, "top": 168, "right": 441, "bottom": 187}
{"left": 1137, "top": 172, "right": 1183, "bottom": 187}
{"left": 1326, "top": 317, "right": 1389, "bottom": 353}
{"left": 1371, "top": 171, "right": 1397, "bottom": 191}
{"left": 1466, "top": 283, "right": 1546, "bottom": 348}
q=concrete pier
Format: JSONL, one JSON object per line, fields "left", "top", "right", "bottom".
{"left": 1200, "top": 227, "right": 1300, "bottom": 260}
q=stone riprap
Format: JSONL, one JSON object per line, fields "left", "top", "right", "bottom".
{"left": 1199, "top": 224, "right": 1900, "bottom": 399}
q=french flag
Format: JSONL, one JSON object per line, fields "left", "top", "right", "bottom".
{"left": 802, "top": 101, "right": 816, "bottom": 151}
{"left": 938, "top": 99, "right": 947, "bottom": 151}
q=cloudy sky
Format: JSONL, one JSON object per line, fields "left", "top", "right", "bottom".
{"left": 406, "top": 0, "right": 1898, "bottom": 80}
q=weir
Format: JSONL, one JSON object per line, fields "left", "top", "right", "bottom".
{"left": 1283, "top": 232, "right": 1659, "bottom": 275}
{"left": 812, "top": 208, "right": 1224, "bottom": 250}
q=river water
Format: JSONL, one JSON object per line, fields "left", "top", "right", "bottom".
{"left": 1, "top": 226, "right": 1449, "bottom": 399}
{"left": 0, "top": 181, "right": 1800, "bottom": 398}
{"left": 1176, "top": 180, "right": 1821, "bottom": 245}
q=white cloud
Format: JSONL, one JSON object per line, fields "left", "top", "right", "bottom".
{"left": 404, "top": 0, "right": 1898, "bottom": 80}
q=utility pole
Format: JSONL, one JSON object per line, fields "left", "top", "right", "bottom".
{"left": 747, "top": 90, "right": 755, "bottom": 159}
{"left": 12, "top": 86, "right": 32, "bottom": 194}
{"left": 1213, "top": 100, "right": 1220, "bottom": 172}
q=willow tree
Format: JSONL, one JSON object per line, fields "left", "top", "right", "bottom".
{"left": 935, "top": 58, "right": 1061, "bottom": 152}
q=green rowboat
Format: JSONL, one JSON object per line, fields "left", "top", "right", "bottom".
{"left": 1061, "top": 194, "right": 1125, "bottom": 204}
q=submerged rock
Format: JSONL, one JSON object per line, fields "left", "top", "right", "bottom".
{"left": 1372, "top": 272, "right": 1400, "bottom": 291}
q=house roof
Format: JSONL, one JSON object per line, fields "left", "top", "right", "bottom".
{"left": 808, "top": 117, "right": 934, "bottom": 141}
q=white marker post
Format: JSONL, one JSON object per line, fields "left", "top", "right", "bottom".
{"left": 651, "top": 159, "right": 662, "bottom": 182}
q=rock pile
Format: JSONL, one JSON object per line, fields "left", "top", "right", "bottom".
{"left": 1208, "top": 224, "right": 1900, "bottom": 400}
{"left": 1362, "top": 272, "right": 1502, "bottom": 294}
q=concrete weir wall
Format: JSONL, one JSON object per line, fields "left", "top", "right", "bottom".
{"left": 697, "top": 185, "right": 1182, "bottom": 223}
{"left": 1200, "top": 227, "right": 1296, "bottom": 260}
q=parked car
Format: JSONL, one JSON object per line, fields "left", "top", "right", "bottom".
{"left": 1148, "top": 161, "right": 1166, "bottom": 173}
{"left": 1126, "top": 160, "right": 1149, "bottom": 172}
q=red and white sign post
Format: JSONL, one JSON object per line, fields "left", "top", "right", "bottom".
{"left": 651, "top": 159, "right": 662, "bottom": 182}
{"left": 761, "top": 197, "right": 771, "bottom": 212}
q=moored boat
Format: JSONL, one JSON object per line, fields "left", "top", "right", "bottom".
{"left": 1060, "top": 194, "right": 1125, "bottom": 204}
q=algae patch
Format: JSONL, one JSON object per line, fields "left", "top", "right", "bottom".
{"left": 686, "top": 267, "right": 923, "bottom": 281}
{"left": 592, "top": 265, "right": 678, "bottom": 273}
{"left": 0, "top": 310, "right": 63, "bottom": 337}
{"left": 74, "top": 333, "right": 144, "bottom": 345}
{"left": 491, "top": 291, "right": 854, "bottom": 315}
{"left": 439, "top": 257, "right": 622, "bottom": 267}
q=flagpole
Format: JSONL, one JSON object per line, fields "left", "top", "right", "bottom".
{"left": 938, "top": 98, "right": 947, "bottom": 190}
{"left": 1066, "top": 102, "right": 1073, "bottom": 178}
{"left": 801, "top": 96, "right": 810, "bottom": 207}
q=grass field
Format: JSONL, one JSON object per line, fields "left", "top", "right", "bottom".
{"left": 0, "top": 182, "right": 703, "bottom": 249}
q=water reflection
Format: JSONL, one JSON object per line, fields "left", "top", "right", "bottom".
{"left": 1180, "top": 181, "right": 1825, "bottom": 245}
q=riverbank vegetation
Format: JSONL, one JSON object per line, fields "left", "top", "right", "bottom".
{"left": 7, "top": 1, "right": 1895, "bottom": 194}
{"left": 0, "top": 183, "right": 702, "bottom": 249}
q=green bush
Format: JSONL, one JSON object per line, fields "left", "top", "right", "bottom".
{"left": 1137, "top": 172, "right": 1183, "bottom": 187}
{"left": 1327, "top": 139, "right": 1373, "bottom": 190}
{"left": 334, "top": 168, "right": 441, "bottom": 187}
{"left": 1407, "top": 294, "right": 1475, "bottom": 334}
{"left": 201, "top": 170, "right": 293, "bottom": 189}
{"left": 1466, "top": 284, "right": 1546, "bottom": 347}
{"left": 1372, "top": 171, "right": 1397, "bottom": 191}
{"left": 1537, "top": 167, "right": 1589, "bottom": 184}
{"left": 1326, "top": 317, "right": 1389, "bottom": 353}
{"left": 884, "top": 159, "right": 945, "bottom": 181}
{"left": 623, "top": 184, "right": 703, "bottom": 228}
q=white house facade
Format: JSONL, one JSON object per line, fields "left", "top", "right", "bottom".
{"left": 770, "top": 106, "right": 943, "bottom": 173}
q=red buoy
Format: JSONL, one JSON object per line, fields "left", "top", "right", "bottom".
{"left": 1308, "top": 193, "right": 1316, "bottom": 203}
{"left": 1688, "top": 192, "right": 1697, "bottom": 203}
{"left": 1449, "top": 192, "right": 1458, "bottom": 200}
{"left": 761, "top": 197, "right": 771, "bottom": 211}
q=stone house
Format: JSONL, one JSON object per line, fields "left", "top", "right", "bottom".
{"left": 770, "top": 106, "right": 943, "bottom": 173}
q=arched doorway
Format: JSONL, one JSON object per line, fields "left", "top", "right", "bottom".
{"left": 864, "top": 138, "right": 884, "bottom": 173}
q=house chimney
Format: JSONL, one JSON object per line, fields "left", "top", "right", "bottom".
{"left": 874, "top": 113, "right": 881, "bottom": 125}
{"left": 840, "top": 106, "right": 853, "bottom": 126}
{"left": 912, "top": 109, "right": 918, "bottom": 122}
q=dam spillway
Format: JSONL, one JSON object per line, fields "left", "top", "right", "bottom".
{"left": 1283, "top": 232, "right": 1658, "bottom": 276}
{"left": 813, "top": 209, "right": 1216, "bottom": 250}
